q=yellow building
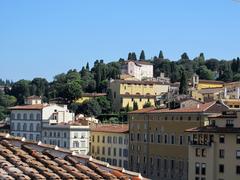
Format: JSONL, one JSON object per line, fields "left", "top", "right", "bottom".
{"left": 109, "top": 79, "right": 169, "bottom": 112}
{"left": 197, "top": 80, "right": 224, "bottom": 90}
{"left": 128, "top": 101, "right": 228, "bottom": 179}
{"left": 186, "top": 110, "right": 240, "bottom": 180}
{"left": 90, "top": 124, "right": 129, "bottom": 169}
{"left": 75, "top": 93, "right": 106, "bottom": 104}
{"left": 222, "top": 99, "right": 240, "bottom": 108}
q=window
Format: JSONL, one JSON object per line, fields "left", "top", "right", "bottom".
{"left": 119, "top": 160, "right": 122, "bottom": 167}
{"left": 119, "top": 148, "right": 122, "bottom": 157}
{"left": 157, "top": 158, "right": 161, "bottom": 168}
{"left": 36, "top": 135, "right": 40, "bottom": 141}
{"left": 64, "top": 141, "right": 67, "bottom": 147}
{"left": 17, "top": 113, "right": 21, "bottom": 120}
{"left": 17, "top": 123, "right": 21, "bottom": 131}
{"left": 219, "top": 164, "right": 224, "bottom": 173}
{"left": 29, "top": 134, "right": 33, "bottom": 140}
{"left": 107, "top": 136, "right": 112, "bottom": 143}
{"left": 36, "top": 123, "right": 41, "bottom": 131}
{"left": 123, "top": 149, "right": 128, "bottom": 157}
{"left": 144, "top": 134, "right": 147, "bottom": 142}
{"left": 219, "top": 135, "right": 225, "bottom": 143}
{"left": 202, "top": 149, "right": 206, "bottom": 157}
{"left": 157, "top": 134, "right": 161, "bottom": 143}
{"left": 30, "top": 123, "right": 34, "bottom": 131}
{"left": 97, "top": 146, "right": 100, "bottom": 154}
{"left": 219, "top": 149, "right": 224, "bottom": 158}
{"left": 179, "top": 135, "right": 183, "bottom": 145}
{"left": 92, "top": 146, "right": 95, "bottom": 154}
{"left": 108, "top": 147, "right": 111, "bottom": 156}
{"left": 237, "top": 135, "right": 240, "bottom": 144}
{"left": 36, "top": 114, "right": 41, "bottom": 120}
{"left": 236, "top": 150, "right": 240, "bottom": 159}
{"left": 102, "top": 136, "right": 105, "bottom": 143}
{"left": 23, "top": 123, "right": 27, "bottom": 131}
{"left": 171, "top": 135, "right": 175, "bottom": 144}
{"left": 113, "top": 148, "right": 116, "bottom": 156}
{"left": 201, "top": 163, "right": 206, "bottom": 175}
{"left": 164, "top": 134, "right": 168, "bottom": 144}
{"left": 236, "top": 165, "right": 240, "bottom": 174}
{"left": 226, "top": 119, "right": 234, "bottom": 127}
{"left": 92, "top": 135, "right": 95, "bottom": 142}
{"left": 188, "top": 117, "right": 191, "bottom": 121}
{"left": 23, "top": 113, "right": 27, "bottom": 119}
{"left": 73, "top": 141, "right": 79, "bottom": 148}
{"left": 30, "top": 113, "right": 34, "bottom": 120}
{"left": 195, "top": 162, "right": 200, "bottom": 175}
{"left": 97, "top": 136, "right": 100, "bottom": 143}
{"left": 64, "top": 132, "right": 67, "bottom": 138}
{"left": 119, "top": 137, "right": 123, "bottom": 144}
{"left": 150, "top": 134, "right": 154, "bottom": 143}
{"left": 196, "top": 148, "right": 201, "bottom": 157}
{"left": 113, "top": 136, "right": 117, "bottom": 144}
{"left": 113, "top": 159, "right": 117, "bottom": 166}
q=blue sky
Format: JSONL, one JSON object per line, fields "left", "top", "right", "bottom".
{"left": 0, "top": 0, "right": 240, "bottom": 81}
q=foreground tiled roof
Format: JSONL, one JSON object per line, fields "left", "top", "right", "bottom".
{"left": 8, "top": 104, "right": 49, "bottom": 110}
{"left": 0, "top": 133, "right": 144, "bottom": 180}
{"left": 91, "top": 124, "right": 129, "bottom": 133}
{"left": 129, "top": 101, "right": 228, "bottom": 114}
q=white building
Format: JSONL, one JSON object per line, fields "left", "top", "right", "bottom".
{"left": 9, "top": 96, "right": 90, "bottom": 155}
{"left": 121, "top": 60, "right": 153, "bottom": 80}
{"left": 90, "top": 124, "right": 129, "bottom": 169}
{"left": 42, "top": 123, "right": 90, "bottom": 155}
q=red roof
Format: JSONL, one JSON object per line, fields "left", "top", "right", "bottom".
{"left": 129, "top": 102, "right": 221, "bottom": 114}
{"left": 91, "top": 124, "right": 129, "bottom": 133}
{"left": 9, "top": 104, "right": 48, "bottom": 110}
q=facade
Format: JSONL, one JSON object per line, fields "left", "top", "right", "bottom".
{"left": 186, "top": 110, "right": 240, "bottom": 180}
{"left": 109, "top": 79, "right": 169, "bottom": 111}
{"left": 42, "top": 123, "right": 90, "bottom": 155}
{"left": 223, "top": 99, "right": 240, "bottom": 108}
{"left": 90, "top": 124, "right": 129, "bottom": 169}
{"left": 121, "top": 60, "right": 153, "bottom": 80}
{"left": 128, "top": 101, "right": 228, "bottom": 180}
{"left": 0, "top": 133, "right": 144, "bottom": 179}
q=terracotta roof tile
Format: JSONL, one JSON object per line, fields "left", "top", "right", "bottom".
{"left": 91, "top": 124, "right": 129, "bottom": 133}
{"left": 0, "top": 133, "right": 145, "bottom": 179}
{"left": 8, "top": 104, "right": 49, "bottom": 110}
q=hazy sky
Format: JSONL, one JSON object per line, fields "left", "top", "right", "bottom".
{"left": 0, "top": 0, "right": 240, "bottom": 81}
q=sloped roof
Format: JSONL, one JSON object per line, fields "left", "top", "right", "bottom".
{"left": 129, "top": 101, "right": 228, "bottom": 114}
{"left": 8, "top": 104, "right": 49, "bottom": 110}
{"left": 0, "top": 133, "right": 144, "bottom": 180}
{"left": 91, "top": 124, "right": 129, "bottom": 133}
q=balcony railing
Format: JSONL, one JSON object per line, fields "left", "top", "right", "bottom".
{"left": 190, "top": 141, "right": 212, "bottom": 147}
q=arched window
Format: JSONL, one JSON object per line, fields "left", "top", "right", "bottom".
{"left": 11, "top": 113, "right": 15, "bottom": 120}
{"left": 36, "top": 123, "right": 41, "bottom": 131}
{"left": 30, "top": 113, "right": 34, "bottom": 120}
{"left": 23, "top": 113, "right": 27, "bottom": 120}
{"left": 11, "top": 122, "right": 15, "bottom": 130}
{"left": 23, "top": 123, "right": 27, "bottom": 131}
{"left": 36, "top": 114, "right": 41, "bottom": 120}
{"left": 17, "top": 123, "right": 21, "bottom": 130}
{"left": 36, "top": 134, "right": 40, "bottom": 141}
{"left": 30, "top": 123, "right": 34, "bottom": 131}
{"left": 17, "top": 113, "right": 21, "bottom": 120}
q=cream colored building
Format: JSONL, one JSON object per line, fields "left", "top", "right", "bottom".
{"left": 128, "top": 101, "right": 228, "bottom": 180}
{"left": 121, "top": 60, "right": 153, "bottom": 80}
{"left": 186, "top": 110, "right": 240, "bottom": 180}
{"left": 90, "top": 124, "right": 129, "bottom": 169}
{"left": 109, "top": 79, "right": 169, "bottom": 112}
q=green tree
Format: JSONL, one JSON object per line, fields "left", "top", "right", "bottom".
{"left": 218, "top": 62, "right": 233, "bottom": 82}
{"left": 131, "top": 52, "right": 137, "bottom": 60}
{"left": 181, "top": 52, "right": 189, "bottom": 60}
{"left": 205, "top": 59, "right": 219, "bottom": 71}
{"left": 143, "top": 101, "right": 152, "bottom": 108}
{"left": 30, "top": 78, "right": 48, "bottom": 98}
{"left": 80, "top": 99, "right": 102, "bottom": 116}
{"left": 96, "top": 96, "right": 111, "bottom": 114}
{"left": 86, "top": 62, "right": 90, "bottom": 71}
{"left": 10, "top": 80, "right": 31, "bottom": 104}
{"left": 133, "top": 101, "right": 138, "bottom": 110}
{"left": 179, "top": 70, "right": 188, "bottom": 94}
{"left": 233, "top": 73, "right": 240, "bottom": 81}
{"left": 139, "top": 50, "right": 145, "bottom": 60}
{"left": 196, "top": 66, "right": 214, "bottom": 80}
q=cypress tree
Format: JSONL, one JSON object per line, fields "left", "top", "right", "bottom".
{"left": 158, "top": 50, "right": 164, "bottom": 59}
{"left": 128, "top": 52, "right": 132, "bottom": 60}
{"left": 131, "top": 52, "right": 137, "bottom": 60}
{"left": 179, "top": 71, "right": 188, "bottom": 94}
{"left": 140, "top": 50, "right": 146, "bottom": 60}
{"left": 86, "top": 62, "right": 90, "bottom": 71}
{"left": 133, "top": 101, "right": 138, "bottom": 110}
